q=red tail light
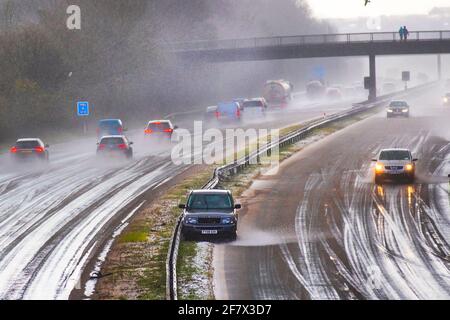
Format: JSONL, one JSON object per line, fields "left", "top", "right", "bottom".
{"left": 10, "top": 146, "right": 18, "bottom": 153}
{"left": 98, "top": 144, "right": 106, "bottom": 149}
{"left": 118, "top": 127, "right": 123, "bottom": 134}
{"left": 215, "top": 111, "right": 220, "bottom": 119}
{"left": 163, "top": 128, "right": 173, "bottom": 133}
{"left": 236, "top": 109, "right": 241, "bottom": 117}
{"left": 117, "top": 144, "right": 127, "bottom": 149}
{"left": 145, "top": 129, "right": 152, "bottom": 134}
{"left": 34, "top": 146, "right": 44, "bottom": 153}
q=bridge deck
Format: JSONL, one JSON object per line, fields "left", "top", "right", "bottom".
{"left": 170, "top": 30, "right": 450, "bottom": 62}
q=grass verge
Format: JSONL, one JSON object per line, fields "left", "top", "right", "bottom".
{"left": 93, "top": 103, "right": 382, "bottom": 300}
{"left": 93, "top": 166, "right": 213, "bottom": 300}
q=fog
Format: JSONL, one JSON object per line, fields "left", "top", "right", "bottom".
{"left": 0, "top": 0, "right": 366, "bottom": 142}
{"left": 1, "top": 0, "right": 443, "bottom": 144}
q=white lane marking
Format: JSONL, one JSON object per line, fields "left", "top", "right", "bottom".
{"left": 83, "top": 200, "right": 146, "bottom": 298}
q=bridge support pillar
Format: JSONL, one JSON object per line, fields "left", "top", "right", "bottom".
{"left": 369, "top": 54, "right": 377, "bottom": 102}
{"left": 438, "top": 54, "right": 442, "bottom": 80}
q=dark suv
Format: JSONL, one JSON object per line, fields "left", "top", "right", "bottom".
{"left": 180, "top": 190, "right": 241, "bottom": 240}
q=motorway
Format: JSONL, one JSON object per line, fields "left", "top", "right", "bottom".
{"left": 0, "top": 95, "right": 356, "bottom": 299}
{"left": 213, "top": 86, "right": 450, "bottom": 300}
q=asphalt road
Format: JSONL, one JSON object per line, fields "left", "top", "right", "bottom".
{"left": 213, "top": 86, "right": 450, "bottom": 300}
{"left": 0, "top": 94, "right": 357, "bottom": 299}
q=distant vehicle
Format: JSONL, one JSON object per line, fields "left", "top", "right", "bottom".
{"left": 326, "top": 87, "right": 343, "bottom": 100}
{"left": 96, "top": 135, "right": 133, "bottom": 159}
{"left": 10, "top": 138, "right": 49, "bottom": 162}
{"left": 204, "top": 106, "right": 218, "bottom": 120}
{"left": 144, "top": 120, "right": 177, "bottom": 140}
{"left": 446, "top": 79, "right": 450, "bottom": 90}
{"left": 241, "top": 98, "right": 267, "bottom": 117}
{"left": 443, "top": 93, "right": 450, "bottom": 106}
{"left": 343, "top": 86, "right": 357, "bottom": 98}
{"left": 387, "top": 100, "right": 409, "bottom": 118}
{"left": 97, "top": 119, "right": 125, "bottom": 138}
{"left": 418, "top": 72, "right": 429, "bottom": 84}
{"left": 215, "top": 102, "right": 242, "bottom": 121}
{"left": 180, "top": 189, "right": 241, "bottom": 240}
{"left": 263, "top": 80, "right": 293, "bottom": 108}
{"left": 372, "top": 148, "right": 417, "bottom": 184}
{"left": 382, "top": 82, "right": 397, "bottom": 93}
{"left": 232, "top": 98, "right": 246, "bottom": 111}
{"left": 306, "top": 80, "right": 326, "bottom": 100}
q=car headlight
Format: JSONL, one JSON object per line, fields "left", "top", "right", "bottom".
{"left": 444, "top": 97, "right": 448, "bottom": 103}
{"left": 375, "top": 163, "right": 384, "bottom": 172}
{"left": 405, "top": 164, "right": 413, "bottom": 171}
{"left": 387, "top": 109, "right": 393, "bottom": 113}
{"left": 402, "top": 109, "right": 408, "bottom": 113}
{"left": 221, "top": 217, "right": 234, "bottom": 224}
{"left": 185, "top": 217, "right": 198, "bottom": 224}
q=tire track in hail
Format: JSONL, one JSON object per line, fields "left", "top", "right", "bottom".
{"left": 0, "top": 156, "right": 174, "bottom": 298}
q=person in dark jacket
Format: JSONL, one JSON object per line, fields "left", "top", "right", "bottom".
{"left": 403, "top": 26, "right": 409, "bottom": 40}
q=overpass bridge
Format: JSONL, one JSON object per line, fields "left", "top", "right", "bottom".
{"left": 170, "top": 30, "right": 450, "bottom": 101}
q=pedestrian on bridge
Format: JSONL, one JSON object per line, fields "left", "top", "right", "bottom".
{"left": 403, "top": 26, "right": 410, "bottom": 40}
{"left": 399, "top": 26, "right": 404, "bottom": 41}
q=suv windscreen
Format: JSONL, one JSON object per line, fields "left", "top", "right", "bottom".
{"left": 379, "top": 150, "right": 411, "bottom": 161}
{"left": 16, "top": 140, "right": 40, "bottom": 148}
{"left": 390, "top": 101, "right": 407, "bottom": 107}
{"left": 188, "top": 193, "right": 233, "bottom": 210}
{"left": 100, "top": 137, "right": 125, "bottom": 145}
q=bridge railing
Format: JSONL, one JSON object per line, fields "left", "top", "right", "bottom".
{"left": 169, "top": 30, "right": 450, "bottom": 51}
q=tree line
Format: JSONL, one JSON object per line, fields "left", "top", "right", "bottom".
{"left": 0, "top": 0, "right": 343, "bottom": 141}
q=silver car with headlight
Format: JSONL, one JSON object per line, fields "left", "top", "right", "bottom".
{"left": 180, "top": 189, "right": 241, "bottom": 240}
{"left": 372, "top": 148, "right": 418, "bottom": 184}
{"left": 443, "top": 93, "right": 450, "bottom": 106}
{"left": 387, "top": 100, "right": 409, "bottom": 118}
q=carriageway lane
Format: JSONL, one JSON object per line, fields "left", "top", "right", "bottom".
{"left": 214, "top": 87, "right": 450, "bottom": 300}
{"left": 0, "top": 95, "right": 357, "bottom": 299}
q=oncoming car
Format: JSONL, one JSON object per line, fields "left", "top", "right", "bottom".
{"left": 180, "top": 190, "right": 241, "bottom": 240}
{"left": 442, "top": 93, "right": 450, "bottom": 106}
{"left": 387, "top": 100, "right": 410, "bottom": 118}
{"left": 10, "top": 138, "right": 49, "bottom": 162}
{"left": 372, "top": 148, "right": 417, "bottom": 184}
{"left": 96, "top": 135, "right": 133, "bottom": 159}
{"left": 144, "top": 120, "right": 177, "bottom": 141}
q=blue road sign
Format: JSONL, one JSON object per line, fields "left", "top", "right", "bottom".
{"left": 313, "top": 66, "right": 326, "bottom": 79}
{"left": 77, "top": 101, "right": 89, "bottom": 116}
